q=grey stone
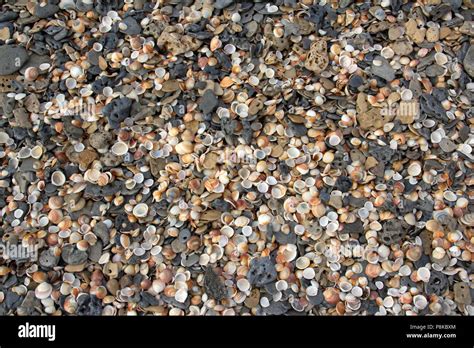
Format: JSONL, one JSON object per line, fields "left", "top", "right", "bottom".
{"left": 203, "top": 266, "right": 227, "bottom": 300}
{"left": 199, "top": 89, "right": 218, "bottom": 114}
{"left": 215, "top": 0, "right": 234, "bottom": 9}
{"left": 39, "top": 248, "right": 60, "bottom": 269}
{"left": 93, "top": 222, "right": 110, "bottom": 245}
{"left": 33, "top": 3, "right": 59, "bottom": 18}
{"left": 0, "top": 45, "right": 29, "bottom": 75}
{"left": 88, "top": 241, "right": 103, "bottom": 262}
{"left": 120, "top": 17, "right": 141, "bottom": 35}
{"left": 248, "top": 256, "right": 277, "bottom": 287}
{"left": 371, "top": 56, "right": 395, "bottom": 81}
{"left": 464, "top": 45, "right": 474, "bottom": 78}
{"left": 61, "top": 245, "right": 88, "bottom": 265}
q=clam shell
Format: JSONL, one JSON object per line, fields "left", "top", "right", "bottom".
{"left": 51, "top": 171, "right": 66, "bottom": 186}
{"left": 417, "top": 267, "right": 431, "bottom": 282}
{"left": 35, "top": 282, "right": 53, "bottom": 300}
{"left": 413, "top": 294, "right": 428, "bottom": 310}
{"left": 111, "top": 141, "right": 129, "bottom": 156}
{"left": 132, "top": 203, "right": 149, "bottom": 218}
{"left": 460, "top": 213, "right": 474, "bottom": 226}
{"left": 237, "top": 278, "right": 250, "bottom": 292}
{"left": 296, "top": 256, "right": 310, "bottom": 269}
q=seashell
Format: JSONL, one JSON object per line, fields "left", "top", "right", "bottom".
{"left": 296, "top": 256, "right": 310, "bottom": 269}
{"left": 235, "top": 103, "right": 249, "bottom": 118}
{"left": 407, "top": 162, "right": 422, "bottom": 176}
{"left": 413, "top": 294, "right": 428, "bottom": 310}
{"left": 328, "top": 134, "right": 341, "bottom": 146}
{"left": 275, "top": 280, "right": 288, "bottom": 291}
{"left": 24, "top": 67, "right": 39, "bottom": 81}
{"left": 174, "top": 288, "right": 188, "bottom": 304}
{"left": 339, "top": 280, "right": 353, "bottom": 292}
{"left": 443, "top": 191, "right": 457, "bottom": 202}
{"left": 175, "top": 141, "right": 193, "bottom": 155}
{"left": 282, "top": 244, "right": 298, "bottom": 262}
{"left": 51, "top": 171, "right": 66, "bottom": 186}
{"left": 417, "top": 267, "right": 431, "bottom": 282}
{"left": 460, "top": 213, "right": 474, "bottom": 226}
{"left": 132, "top": 203, "right": 149, "bottom": 218}
{"left": 258, "top": 214, "right": 271, "bottom": 225}
{"left": 111, "top": 142, "right": 129, "bottom": 156}
{"left": 434, "top": 52, "right": 448, "bottom": 65}
{"left": 287, "top": 147, "right": 301, "bottom": 159}
{"left": 237, "top": 278, "right": 250, "bottom": 292}
{"left": 84, "top": 168, "right": 100, "bottom": 183}
{"left": 30, "top": 145, "right": 43, "bottom": 159}
{"left": 432, "top": 246, "right": 446, "bottom": 260}
{"left": 234, "top": 216, "right": 250, "bottom": 227}
{"left": 351, "top": 286, "right": 363, "bottom": 297}
{"left": 271, "top": 184, "right": 287, "bottom": 199}
{"left": 302, "top": 267, "right": 315, "bottom": 279}
{"left": 35, "top": 282, "right": 53, "bottom": 299}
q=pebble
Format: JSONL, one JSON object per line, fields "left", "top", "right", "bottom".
{"left": 0, "top": 45, "right": 29, "bottom": 75}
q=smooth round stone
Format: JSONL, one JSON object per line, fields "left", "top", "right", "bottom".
{"left": 0, "top": 45, "right": 29, "bottom": 75}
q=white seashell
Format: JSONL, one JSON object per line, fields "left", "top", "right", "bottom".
{"left": 430, "top": 131, "right": 443, "bottom": 144}
{"left": 283, "top": 244, "right": 297, "bottom": 262}
{"left": 328, "top": 134, "right": 341, "bottom": 146}
{"left": 417, "top": 267, "right": 431, "bottom": 282}
{"left": 275, "top": 280, "right": 288, "bottom": 291}
{"left": 234, "top": 216, "right": 250, "bottom": 227}
{"left": 235, "top": 103, "right": 249, "bottom": 117}
{"left": 339, "top": 280, "right": 353, "bottom": 292}
{"left": 443, "top": 191, "right": 457, "bottom": 202}
{"left": 241, "top": 225, "right": 252, "bottom": 237}
{"left": 0, "top": 131, "right": 9, "bottom": 143}
{"left": 407, "top": 162, "right": 422, "bottom": 176}
{"left": 381, "top": 47, "right": 394, "bottom": 59}
{"left": 237, "top": 278, "right": 250, "bottom": 292}
{"left": 175, "top": 289, "right": 188, "bottom": 303}
{"left": 296, "top": 256, "right": 310, "bottom": 269}
{"left": 111, "top": 142, "right": 129, "bottom": 156}
{"left": 306, "top": 285, "right": 318, "bottom": 297}
{"left": 287, "top": 147, "right": 300, "bottom": 159}
{"left": 351, "top": 286, "right": 363, "bottom": 297}
{"left": 302, "top": 267, "right": 315, "bottom": 279}
{"left": 460, "top": 213, "right": 474, "bottom": 226}
{"left": 383, "top": 296, "right": 394, "bottom": 308}
{"left": 399, "top": 265, "right": 411, "bottom": 276}
{"left": 432, "top": 246, "right": 446, "bottom": 260}
{"left": 30, "top": 145, "right": 43, "bottom": 159}
{"left": 257, "top": 214, "right": 271, "bottom": 225}
{"left": 51, "top": 171, "right": 66, "bottom": 186}
{"left": 35, "top": 282, "right": 53, "bottom": 299}
{"left": 413, "top": 294, "right": 428, "bottom": 310}
{"left": 132, "top": 203, "right": 149, "bottom": 218}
